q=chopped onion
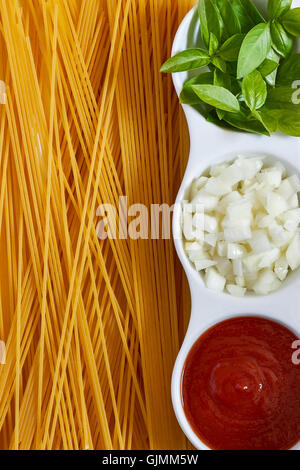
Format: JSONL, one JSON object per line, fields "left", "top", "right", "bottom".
{"left": 205, "top": 177, "right": 231, "bottom": 197}
{"left": 183, "top": 157, "right": 300, "bottom": 295}
{"left": 257, "top": 168, "right": 282, "bottom": 188}
{"left": 204, "top": 215, "right": 218, "bottom": 233}
{"left": 278, "top": 179, "right": 295, "bottom": 200}
{"left": 190, "top": 177, "right": 208, "bottom": 200}
{"left": 217, "top": 259, "right": 233, "bottom": 278}
{"left": 286, "top": 233, "right": 300, "bottom": 271}
{"left": 266, "top": 192, "right": 288, "bottom": 217}
{"left": 205, "top": 268, "right": 226, "bottom": 292}
{"left": 195, "top": 260, "right": 217, "bottom": 271}
{"left": 227, "top": 243, "right": 247, "bottom": 259}
{"left": 233, "top": 259, "right": 243, "bottom": 277}
{"left": 275, "top": 256, "right": 289, "bottom": 281}
{"left": 191, "top": 191, "right": 219, "bottom": 211}
{"left": 226, "top": 284, "right": 246, "bottom": 297}
{"left": 248, "top": 230, "right": 271, "bottom": 253}
{"left": 288, "top": 175, "right": 300, "bottom": 192}
{"left": 252, "top": 270, "right": 281, "bottom": 295}
{"left": 224, "top": 224, "right": 252, "bottom": 243}
{"left": 209, "top": 163, "right": 228, "bottom": 177}
{"left": 204, "top": 233, "right": 218, "bottom": 247}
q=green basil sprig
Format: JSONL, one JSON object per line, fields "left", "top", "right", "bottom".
{"left": 160, "top": 49, "right": 211, "bottom": 73}
{"left": 191, "top": 84, "right": 240, "bottom": 112}
{"left": 160, "top": 0, "right": 300, "bottom": 137}
{"left": 242, "top": 70, "right": 267, "bottom": 111}
{"left": 198, "top": 0, "right": 223, "bottom": 46}
{"left": 219, "top": 34, "right": 244, "bottom": 61}
{"left": 268, "top": 0, "right": 292, "bottom": 19}
{"left": 270, "top": 21, "right": 293, "bottom": 57}
{"left": 237, "top": 23, "right": 271, "bottom": 79}
{"left": 282, "top": 8, "right": 300, "bottom": 36}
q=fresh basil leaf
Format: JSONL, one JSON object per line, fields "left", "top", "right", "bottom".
{"left": 282, "top": 8, "right": 300, "bottom": 37}
{"left": 223, "top": 111, "right": 270, "bottom": 135}
{"left": 269, "top": 108, "right": 300, "bottom": 135}
{"left": 213, "top": 0, "right": 241, "bottom": 38}
{"left": 216, "top": 109, "right": 225, "bottom": 120}
{"left": 263, "top": 86, "right": 300, "bottom": 134}
{"left": 252, "top": 108, "right": 278, "bottom": 133}
{"left": 213, "top": 70, "right": 234, "bottom": 120}
{"left": 219, "top": 33, "right": 244, "bottom": 61}
{"left": 231, "top": 0, "right": 254, "bottom": 33}
{"left": 277, "top": 53, "right": 300, "bottom": 86}
{"left": 214, "top": 69, "right": 231, "bottom": 89}
{"left": 265, "top": 86, "right": 300, "bottom": 110}
{"left": 160, "top": 49, "right": 210, "bottom": 73}
{"left": 231, "top": 77, "right": 242, "bottom": 96}
{"left": 237, "top": 23, "right": 271, "bottom": 79}
{"left": 231, "top": 0, "right": 265, "bottom": 34}
{"left": 191, "top": 84, "right": 240, "bottom": 112}
{"left": 239, "top": 0, "right": 266, "bottom": 25}
{"left": 206, "top": 109, "right": 235, "bottom": 129}
{"left": 268, "top": 0, "right": 292, "bottom": 19}
{"left": 270, "top": 20, "right": 293, "bottom": 57}
{"left": 264, "top": 48, "right": 280, "bottom": 86}
{"left": 258, "top": 58, "right": 278, "bottom": 77}
{"left": 213, "top": 68, "right": 241, "bottom": 96}
{"left": 211, "top": 56, "right": 227, "bottom": 72}
{"left": 210, "top": 76, "right": 227, "bottom": 119}
{"left": 209, "top": 33, "right": 219, "bottom": 55}
{"left": 264, "top": 88, "right": 300, "bottom": 137}
{"left": 180, "top": 73, "right": 214, "bottom": 104}
{"left": 198, "top": 0, "right": 223, "bottom": 46}
{"left": 242, "top": 70, "right": 267, "bottom": 111}
{"left": 225, "top": 61, "right": 238, "bottom": 77}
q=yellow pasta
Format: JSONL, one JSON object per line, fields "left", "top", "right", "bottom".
{"left": 0, "top": 0, "right": 193, "bottom": 450}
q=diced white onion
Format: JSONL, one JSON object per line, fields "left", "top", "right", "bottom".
{"left": 226, "top": 284, "right": 246, "bottom": 297}
{"left": 286, "top": 233, "right": 300, "bottom": 271}
{"left": 209, "top": 163, "right": 228, "bottom": 177}
{"left": 195, "top": 260, "right": 217, "bottom": 271}
{"left": 183, "top": 157, "right": 300, "bottom": 295}
{"left": 204, "top": 177, "right": 231, "bottom": 197}
{"left": 205, "top": 268, "right": 226, "bottom": 292}
{"left": 266, "top": 192, "right": 288, "bottom": 217}
{"left": 252, "top": 270, "right": 281, "bottom": 295}
{"left": 189, "top": 177, "right": 208, "bottom": 200}
{"left": 257, "top": 168, "right": 282, "bottom": 188}
{"left": 224, "top": 224, "right": 252, "bottom": 243}
{"left": 233, "top": 259, "right": 243, "bottom": 277}
{"left": 204, "top": 215, "right": 218, "bottom": 233}
{"left": 275, "top": 256, "right": 289, "bottom": 281}
{"left": 227, "top": 243, "right": 247, "bottom": 259}
{"left": 248, "top": 230, "right": 271, "bottom": 253}
{"left": 217, "top": 259, "right": 233, "bottom": 278}
{"left": 204, "top": 233, "right": 218, "bottom": 247}
{"left": 191, "top": 191, "right": 219, "bottom": 211}
{"left": 288, "top": 175, "right": 300, "bottom": 192}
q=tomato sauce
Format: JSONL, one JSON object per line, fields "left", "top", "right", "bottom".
{"left": 182, "top": 317, "right": 300, "bottom": 450}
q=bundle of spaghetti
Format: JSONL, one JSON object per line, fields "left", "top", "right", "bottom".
{"left": 0, "top": 0, "right": 194, "bottom": 450}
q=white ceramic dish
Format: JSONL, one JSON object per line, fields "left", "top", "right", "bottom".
{"left": 171, "top": 0, "right": 300, "bottom": 450}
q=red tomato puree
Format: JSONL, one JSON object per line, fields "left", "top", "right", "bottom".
{"left": 182, "top": 317, "right": 300, "bottom": 450}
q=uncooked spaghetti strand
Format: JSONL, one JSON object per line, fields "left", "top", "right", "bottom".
{"left": 36, "top": 3, "right": 58, "bottom": 446}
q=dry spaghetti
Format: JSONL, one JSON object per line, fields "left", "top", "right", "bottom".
{"left": 0, "top": 0, "right": 194, "bottom": 450}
